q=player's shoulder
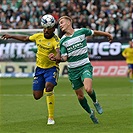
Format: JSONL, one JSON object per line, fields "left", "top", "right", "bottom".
{"left": 75, "top": 28, "right": 86, "bottom": 31}
{"left": 30, "top": 32, "right": 43, "bottom": 37}
{"left": 125, "top": 47, "right": 131, "bottom": 50}
{"left": 74, "top": 28, "right": 84, "bottom": 32}
{"left": 34, "top": 32, "right": 43, "bottom": 36}
{"left": 60, "top": 35, "right": 66, "bottom": 42}
{"left": 74, "top": 28, "right": 91, "bottom": 34}
{"left": 53, "top": 34, "right": 60, "bottom": 42}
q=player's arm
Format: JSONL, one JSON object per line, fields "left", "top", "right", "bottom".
{"left": 1, "top": 34, "right": 30, "bottom": 42}
{"left": 49, "top": 52, "right": 67, "bottom": 62}
{"left": 49, "top": 41, "right": 68, "bottom": 62}
{"left": 122, "top": 49, "right": 127, "bottom": 58}
{"left": 55, "top": 48, "right": 60, "bottom": 59}
{"left": 93, "top": 30, "right": 113, "bottom": 42}
{"left": 54, "top": 48, "right": 61, "bottom": 63}
{"left": 55, "top": 46, "right": 68, "bottom": 62}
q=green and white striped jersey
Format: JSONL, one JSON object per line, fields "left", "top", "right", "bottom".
{"left": 60, "top": 28, "right": 94, "bottom": 68}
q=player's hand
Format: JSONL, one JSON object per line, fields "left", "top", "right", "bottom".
{"left": 55, "top": 53, "right": 61, "bottom": 61}
{"left": 1, "top": 34, "right": 11, "bottom": 40}
{"left": 108, "top": 34, "right": 113, "bottom": 43}
{"left": 48, "top": 53, "right": 56, "bottom": 61}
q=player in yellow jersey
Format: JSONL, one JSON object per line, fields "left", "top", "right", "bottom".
{"left": 1, "top": 15, "right": 60, "bottom": 125}
{"left": 122, "top": 39, "right": 133, "bottom": 80}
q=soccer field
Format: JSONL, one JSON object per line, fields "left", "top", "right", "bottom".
{"left": 0, "top": 77, "right": 133, "bottom": 133}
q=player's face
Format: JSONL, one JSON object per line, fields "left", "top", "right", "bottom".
{"left": 43, "top": 27, "right": 55, "bottom": 39}
{"left": 59, "top": 19, "right": 70, "bottom": 32}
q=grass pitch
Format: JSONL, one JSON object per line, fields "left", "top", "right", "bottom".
{"left": 0, "top": 77, "right": 133, "bottom": 133}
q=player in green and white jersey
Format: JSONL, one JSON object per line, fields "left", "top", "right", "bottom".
{"left": 49, "top": 16, "right": 113, "bottom": 124}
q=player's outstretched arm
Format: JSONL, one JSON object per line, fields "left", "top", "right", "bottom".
{"left": 93, "top": 30, "right": 113, "bottom": 42}
{"left": 1, "top": 34, "right": 29, "bottom": 42}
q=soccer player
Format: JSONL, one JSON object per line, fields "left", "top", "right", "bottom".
{"left": 1, "top": 15, "right": 60, "bottom": 125}
{"left": 49, "top": 16, "right": 113, "bottom": 124}
{"left": 122, "top": 39, "right": 133, "bottom": 80}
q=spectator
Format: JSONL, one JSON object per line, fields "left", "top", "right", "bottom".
{"left": 2, "top": 0, "right": 8, "bottom": 12}
{"left": 114, "top": 24, "right": 122, "bottom": 38}
{"left": 10, "top": 12, "right": 20, "bottom": 28}
{"left": 25, "top": 21, "right": 34, "bottom": 29}
{"left": 81, "top": 4, "right": 90, "bottom": 16}
{"left": 96, "top": 18, "right": 106, "bottom": 31}
{"left": 0, "top": 4, "right": 4, "bottom": 13}
{"left": 86, "top": 1, "right": 97, "bottom": 13}
{"left": 105, "top": 23, "right": 115, "bottom": 37}
{"left": 120, "top": 15, "right": 132, "bottom": 38}
{"left": 52, "top": 10, "right": 59, "bottom": 21}
{"left": 10, "top": 0, "right": 19, "bottom": 12}
{"left": 5, "top": 4, "right": 14, "bottom": 19}
{"left": 36, "top": 5, "right": 46, "bottom": 18}
{"left": 30, "top": 14, "right": 39, "bottom": 28}
{"left": 0, "top": 21, "right": 2, "bottom": 29}
{"left": 0, "top": 0, "right": 132, "bottom": 39}
{"left": 109, "top": 1, "right": 118, "bottom": 11}
{"left": 90, "top": 18, "right": 97, "bottom": 30}
{"left": 88, "top": 10, "right": 98, "bottom": 24}
{"left": 0, "top": 12, "right": 6, "bottom": 25}
{"left": 21, "top": 0, "right": 30, "bottom": 12}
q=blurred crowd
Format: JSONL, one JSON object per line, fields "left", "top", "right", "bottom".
{"left": 0, "top": 0, "right": 133, "bottom": 38}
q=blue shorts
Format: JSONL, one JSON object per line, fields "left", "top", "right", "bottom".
{"left": 128, "top": 64, "right": 133, "bottom": 69}
{"left": 32, "top": 66, "right": 59, "bottom": 91}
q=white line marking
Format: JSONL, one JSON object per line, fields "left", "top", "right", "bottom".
{"left": 0, "top": 94, "right": 132, "bottom": 97}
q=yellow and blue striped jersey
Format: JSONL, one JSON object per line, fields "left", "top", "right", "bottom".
{"left": 29, "top": 32, "right": 60, "bottom": 68}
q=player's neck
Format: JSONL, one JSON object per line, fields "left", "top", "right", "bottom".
{"left": 44, "top": 33, "right": 54, "bottom": 39}
{"left": 65, "top": 28, "right": 74, "bottom": 36}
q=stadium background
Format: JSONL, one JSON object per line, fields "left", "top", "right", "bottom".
{"left": 0, "top": 0, "right": 133, "bottom": 77}
{"left": 0, "top": 1, "right": 133, "bottom": 133}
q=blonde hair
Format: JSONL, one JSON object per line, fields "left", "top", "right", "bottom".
{"left": 58, "top": 16, "right": 72, "bottom": 23}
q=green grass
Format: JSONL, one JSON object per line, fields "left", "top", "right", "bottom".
{"left": 0, "top": 77, "right": 133, "bottom": 133}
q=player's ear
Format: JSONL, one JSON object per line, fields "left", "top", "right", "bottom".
{"left": 67, "top": 20, "right": 70, "bottom": 25}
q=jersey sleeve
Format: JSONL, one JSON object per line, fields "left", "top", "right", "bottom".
{"left": 82, "top": 28, "right": 94, "bottom": 36}
{"left": 122, "top": 49, "right": 127, "bottom": 57}
{"left": 29, "top": 33, "right": 38, "bottom": 42}
{"left": 60, "top": 43, "right": 67, "bottom": 56}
